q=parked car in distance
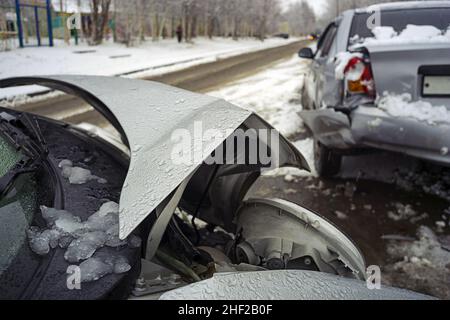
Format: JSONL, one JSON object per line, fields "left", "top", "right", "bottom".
{"left": 298, "top": 1, "right": 450, "bottom": 177}
{"left": 274, "top": 33, "right": 290, "bottom": 39}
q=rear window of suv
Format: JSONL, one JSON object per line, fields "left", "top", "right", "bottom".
{"left": 350, "top": 8, "right": 450, "bottom": 39}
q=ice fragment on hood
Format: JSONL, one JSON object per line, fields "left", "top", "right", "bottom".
{"left": 27, "top": 227, "right": 60, "bottom": 256}
{"left": 65, "top": 231, "right": 107, "bottom": 263}
{"left": 59, "top": 159, "right": 107, "bottom": 185}
{"left": 27, "top": 202, "right": 141, "bottom": 282}
{"left": 79, "top": 252, "right": 131, "bottom": 283}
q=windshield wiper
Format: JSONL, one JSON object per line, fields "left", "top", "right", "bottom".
{"left": 0, "top": 112, "right": 48, "bottom": 197}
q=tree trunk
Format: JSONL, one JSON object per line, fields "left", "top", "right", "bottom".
{"left": 90, "top": 0, "right": 111, "bottom": 46}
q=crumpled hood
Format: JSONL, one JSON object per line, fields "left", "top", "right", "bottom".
{"left": 0, "top": 75, "right": 309, "bottom": 239}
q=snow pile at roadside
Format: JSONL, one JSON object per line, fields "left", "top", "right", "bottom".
{"left": 0, "top": 37, "right": 297, "bottom": 99}
{"left": 59, "top": 160, "right": 108, "bottom": 185}
{"left": 385, "top": 226, "right": 450, "bottom": 299}
{"left": 354, "top": 25, "right": 450, "bottom": 47}
{"left": 208, "top": 55, "right": 308, "bottom": 138}
{"left": 377, "top": 93, "right": 450, "bottom": 125}
{"left": 27, "top": 202, "right": 141, "bottom": 283}
{"left": 394, "top": 167, "right": 450, "bottom": 203}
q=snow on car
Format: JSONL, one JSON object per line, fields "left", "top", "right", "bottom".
{"left": 298, "top": 1, "right": 450, "bottom": 178}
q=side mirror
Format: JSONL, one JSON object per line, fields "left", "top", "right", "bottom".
{"left": 298, "top": 47, "right": 314, "bottom": 59}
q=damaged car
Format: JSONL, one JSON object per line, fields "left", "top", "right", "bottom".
{"left": 298, "top": 1, "right": 450, "bottom": 177}
{"left": 0, "top": 75, "right": 432, "bottom": 300}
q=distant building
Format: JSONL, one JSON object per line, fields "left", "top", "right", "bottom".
{"left": 51, "top": 0, "right": 92, "bottom": 40}
{"left": 0, "top": 1, "right": 18, "bottom": 50}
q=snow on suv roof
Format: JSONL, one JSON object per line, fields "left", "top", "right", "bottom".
{"left": 356, "top": 1, "right": 450, "bottom": 13}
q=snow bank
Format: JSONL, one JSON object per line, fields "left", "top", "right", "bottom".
{"left": 208, "top": 55, "right": 309, "bottom": 137}
{"left": 355, "top": 25, "right": 450, "bottom": 47}
{"left": 27, "top": 202, "right": 142, "bottom": 283}
{"left": 387, "top": 226, "right": 450, "bottom": 280}
{"left": 0, "top": 37, "right": 298, "bottom": 99}
{"left": 377, "top": 93, "right": 450, "bottom": 125}
{"left": 208, "top": 53, "right": 313, "bottom": 179}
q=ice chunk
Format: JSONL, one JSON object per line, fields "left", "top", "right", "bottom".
{"left": 79, "top": 252, "right": 131, "bottom": 283}
{"left": 105, "top": 225, "right": 128, "bottom": 248}
{"left": 127, "top": 235, "right": 142, "bottom": 249}
{"left": 113, "top": 256, "right": 132, "bottom": 274}
{"left": 27, "top": 227, "right": 61, "bottom": 256}
{"left": 387, "top": 203, "right": 417, "bottom": 222}
{"left": 59, "top": 160, "right": 73, "bottom": 168}
{"left": 64, "top": 231, "right": 107, "bottom": 263}
{"left": 86, "top": 202, "right": 120, "bottom": 232}
{"left": 40, "top": 206, "right": 80, "bottom": 227}
{"left": 335, "top": 211, "right": 348, "bottom": 220}
{"left": 55, "top": 217, "right": 85, "bottom": 236}
{"left": 79, "top": 256, "right": 114, "bottom": 283}
{"left": 58, "top": 159, "right": 108, "bottom": 185}
{"left": 28, "top": 202, "right": 138, "bottom": 282}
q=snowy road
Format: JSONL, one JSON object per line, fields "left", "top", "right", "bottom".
{"left": 0, "top": 37, "right": 299, "bottom": 99}
{"left": 208, "top": 54, "right": 450, "bottom": 299}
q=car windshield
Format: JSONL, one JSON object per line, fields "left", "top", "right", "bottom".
{"left": 0, "top": 135, "right": 38, "bottom": 277}
{"left": 350, "top": 8, "right": 450, "bottom": 39}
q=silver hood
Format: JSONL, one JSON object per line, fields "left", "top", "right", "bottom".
{"left": 0, "top": 75, "right": 309, "bottom": 239}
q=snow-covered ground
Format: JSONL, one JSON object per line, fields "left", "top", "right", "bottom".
{"left": 0, "top": 37, "right": 297, "bottom": 99}
{"left": 208, "top": 54, "right": 315, "bottom": 177}
{"left": 208, "top": 55, "right": 309, "bottom": 138}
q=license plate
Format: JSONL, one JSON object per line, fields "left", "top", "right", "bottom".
{"left": 423, "top": 76, "right": 450, "bottom": 96}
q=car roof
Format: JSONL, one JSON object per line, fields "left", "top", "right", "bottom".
{"left": 354, "top": 1, "right": 450, "bottom": 13}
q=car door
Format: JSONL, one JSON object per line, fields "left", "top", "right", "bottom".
{"left": 311, "top": 23, "right": 338, "bottom": 109}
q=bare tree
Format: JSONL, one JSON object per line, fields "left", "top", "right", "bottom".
{"left": 89, "top": 0, "right": 112, "bottom": 45}
{"left": 284, "top": 1, "right": 317, "bottom": 36}
{"left": 109, "top": 0, "right": 300, "bottom": 45}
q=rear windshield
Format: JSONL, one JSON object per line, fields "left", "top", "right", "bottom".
{"left": 350, "top": 8, "right": 450, "bottom": 39}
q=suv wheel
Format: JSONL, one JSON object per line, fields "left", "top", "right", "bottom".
{"left": 314, "top": 138, "right": 342, "bottom": 177}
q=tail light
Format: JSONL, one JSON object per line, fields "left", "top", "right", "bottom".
{"left": 343, "top": 56, "right": 375, "bottom": 98}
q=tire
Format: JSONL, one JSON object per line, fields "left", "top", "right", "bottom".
{"left": 314, "top": 138, "right": 342, "bottom": 177}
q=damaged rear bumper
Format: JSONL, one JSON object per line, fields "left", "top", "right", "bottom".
{"left": 300, "top": 105, "right": 450, "bottom": 166}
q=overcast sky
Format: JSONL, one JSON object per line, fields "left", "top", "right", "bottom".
{"left": 281, "top": 0, "right": 329, "bottom": 16}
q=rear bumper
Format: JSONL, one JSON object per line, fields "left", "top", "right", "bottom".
{"left": 300, "top": 105, "right": 450, "bottom": 166}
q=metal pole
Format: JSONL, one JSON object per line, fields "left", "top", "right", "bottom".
{"left": 46, "top": 0, "right": 53, "bottom": 46}
{"left": 34, "top": 6, "right": 41, "bottom": 46}
{"left": 15, "top": 0, "right": 24, "bottom": 48}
